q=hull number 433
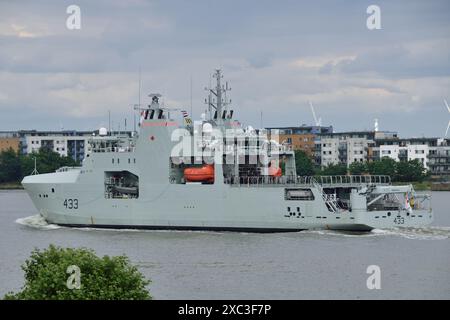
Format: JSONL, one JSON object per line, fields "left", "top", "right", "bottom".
{"left": 63, "top": 199, "right": 78, "bottom": 209}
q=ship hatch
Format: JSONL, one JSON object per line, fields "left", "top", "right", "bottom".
{"left": 284, "top": 188, "right": 314, "bottom": 201}
{"left": 104, "top": 171, "right": 139, "bottom": 199}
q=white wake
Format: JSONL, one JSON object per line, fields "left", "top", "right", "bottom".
{"left": 15, "top": 214, "right": 61, "bottom": 230}
{"left": 302, "top": 226, "right": 450, "bottom": 240}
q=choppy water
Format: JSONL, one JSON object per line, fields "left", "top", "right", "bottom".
{"left": 1, "top": 190, "right": 449, "bottom": 299}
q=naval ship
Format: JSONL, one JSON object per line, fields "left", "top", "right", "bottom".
{"left": 22, "top": 70, "right": 433, "bottom": 232}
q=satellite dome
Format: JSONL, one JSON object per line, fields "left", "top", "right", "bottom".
{"left": 203, "top": 123, "right": 213, "bottom": 133}
{"left": 99, "top": 127, "right": 108, "bottom": 136}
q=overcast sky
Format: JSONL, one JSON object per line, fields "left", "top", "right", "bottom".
{"left": 0, "top": 0, "right": 449, "bottom": 137}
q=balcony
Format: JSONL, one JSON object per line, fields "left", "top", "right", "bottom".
{"left": 428, "top": 152, "right": 450, "bottom": 158}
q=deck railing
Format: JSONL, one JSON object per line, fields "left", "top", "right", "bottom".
{"left": 316, "top": 175, "right": 391, "bottom": 186}
{"left": 56, "top": 166, "right": 81, "bottom": 173}
{"left": 225, "top": 175, "right": 391, "bottom": 187}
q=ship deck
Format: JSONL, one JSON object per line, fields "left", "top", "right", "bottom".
{"left": 225, "top": 175, "right": 391, "bottom": 188}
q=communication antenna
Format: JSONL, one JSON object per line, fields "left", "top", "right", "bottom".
{"left": 190, "top": 75, "right": 193, "bottom": 118}
{"left": 108, "top": 110, "right": 111, "bottom": 135}
{"left": 138, "top": 68, "right": 142, "bottom": 107}
{"left": 31, "top": 157, "right": 39, "bottom": 175}
{"left": 260, "top": 111, "right": 263, "bottom": 129}
{"left": 309, "top": 101, "right": 322, "bottom": 126}
{"left": 444, "top": 99, "right": 450, "bottom": 138}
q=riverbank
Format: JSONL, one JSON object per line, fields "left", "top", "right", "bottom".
{"left": 430, "top": 182, "right": 450, "bottom": 191}
{"left": 388, "top": 181, "right": 431, "bottom": 191}
{"left": 0, "top": 182, "right": 23, "bottom": 190}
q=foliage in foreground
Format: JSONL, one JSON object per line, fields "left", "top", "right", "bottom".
{"left": 4, "top": 245, "right": 151, "bottom": 300}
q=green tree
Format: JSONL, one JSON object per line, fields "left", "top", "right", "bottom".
{"left": 367, "top": 157, "right": 397, "bottom": 177}
{"left": 294, "top": 150, "right": 315, "bottom": 176}
{"left": 348, "top": 161, "right": 367, "bottom": 175}
{"left": 4, "top": 245, "right": 151, "bottom": 300}
{"left": 0, "top": 148, "right": 21, "bottom": 183}
{"left": 318, "top": 163, "right": 348, "bottom": 176}
{"left": 395, "top": 159, "right": 426, "bottom": 182}
{"left": 20, "top": 149, "right": 79, "bottom": 178}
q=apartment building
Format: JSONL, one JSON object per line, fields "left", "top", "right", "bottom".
{"left": 374, "top": 137, "right": 442, "bottom": 170}
{"left": 428, "top": 144, "right": 450, "bottom": 176}
{"left": 318, "top": 131, "right": 376, "bottom": 167}
{"left": 0, "top": 130, "right": 132, "bottom": 162}
{"left": 0, "top": 131, "right": 20, "bottom": 153}
{"left": 265, "top": 125, "right": 333, "bottom": 157}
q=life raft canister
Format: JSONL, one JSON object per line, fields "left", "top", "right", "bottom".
{"left": 184, "top": 164, "right": 215, "bottom": 183}
{"left": 269, "top": 166, "right": 282, "bottom": 177}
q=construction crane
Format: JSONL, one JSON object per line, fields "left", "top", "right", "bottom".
{"left": 309, "top": 101, "right": 322, "bottom": 126}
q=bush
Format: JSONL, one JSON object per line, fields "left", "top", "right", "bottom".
{"left": 4, "top": 245, "right": 151, "bottom": 300}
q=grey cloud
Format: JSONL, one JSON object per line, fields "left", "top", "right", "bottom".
{"left": 335, "top": 42, "right": 450, "bottom": 78}
{"left": 0, "top": 0, "right": 449, "bottom": 137}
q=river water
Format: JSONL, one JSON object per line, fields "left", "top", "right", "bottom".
{"left": 0, "top": 190, "right": 449, "bottom": 299}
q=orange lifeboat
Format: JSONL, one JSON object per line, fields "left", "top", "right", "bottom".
{"left": 269, "top": 166, "right": 282, "bottom": 177}
{"left": 184, "top": 164, "right": 214, "bottom": 183}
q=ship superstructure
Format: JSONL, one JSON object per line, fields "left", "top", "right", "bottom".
{"left": 22, "top": 70, "right": 433, "bottom": 232}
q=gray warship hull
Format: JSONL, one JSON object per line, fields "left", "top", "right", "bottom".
{"left": 22, "top": 176, "right": 433, "bottom": 232}
{"left": 22, "top": 71, "right": 433, "bottom": 232}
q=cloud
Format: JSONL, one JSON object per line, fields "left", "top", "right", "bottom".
{"left": 0, "top": 0, "right": 449, "bottom": 137}
{"left": 334, "top": 39, "right": 450, "bottom": 78}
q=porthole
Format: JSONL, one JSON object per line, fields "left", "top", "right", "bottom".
{"left": 387, "top": 212, "right": 391, "bottom": 217}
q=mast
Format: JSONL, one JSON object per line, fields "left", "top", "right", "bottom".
{"left": 215, "top": 69, "right": 223, "bottom": 124}
{"left": 204, "top": 69, "right": 231, "bottom": 126}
